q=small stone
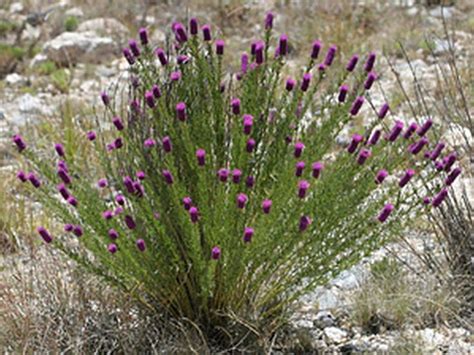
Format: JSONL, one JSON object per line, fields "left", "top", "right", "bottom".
{"left": 5, "top": 73, "right": 26, "bottom": 86}
{"left": 314, "top": 310, "right": 335, "bottom": 329}
{"left": 323, "top": 327, "right": 348, "bottom": 344}
{"left": 9, "top": 2, "right": 24, "bottom": 13}
{"left": 65, "top": 7, "right": 84, "bottom": 17}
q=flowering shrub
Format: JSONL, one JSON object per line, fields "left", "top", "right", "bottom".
{"left": 13, "top": 13, "right": 461, "bottom": 342}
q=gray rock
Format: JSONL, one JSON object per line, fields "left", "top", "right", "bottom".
{"left": 4, "top": 93, "right": 54, "bottom": 126}
{"left": 77, "top": 18, "right": 129, "bottom": 44}
{"left": 314, "top": 310, "right": 335, "bottom": 329}
{"left": 429, "top": 6, "right": 456, "bottom": 19}
{"left": 43, "top": 31, "right": 117, "bottom": 65}
{"left": 30, "top": 53, "right": 49, "bottom": 67}
{"left": 65, "top": 7, "right": 84, "bottom": 17}
{"left": 323, "top": 327, "right": 348, "bottom": 344}
{"left": 433, "top": 38, "right": 450, "bottom": 55}
{"left": 5, "top": 73, "right": 26, "bottom": 87}
{"left": 9, "top": 2, "right": 24, "bottom": 13}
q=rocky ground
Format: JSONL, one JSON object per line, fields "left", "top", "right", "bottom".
{"left": 0, "top": 0, "right": 472, "bottom": 353}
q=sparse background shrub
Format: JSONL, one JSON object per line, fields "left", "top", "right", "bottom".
{"left": 11, "top": 13, "right": 463, "bottom": 348}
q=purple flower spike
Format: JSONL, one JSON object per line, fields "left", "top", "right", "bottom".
{"left": 232, "top": 169, "right": 242, "bottom": 184}
{"left": 364, "top": 72, "right": 377, "bottom": 90}
{"left": 67, "top": 196, "right": 78, "bottom": 207}
{"left": 279, "top": 34, "right": 288, "bottom": 56}
{"left": 294, "top": 142, "right": 305, "bottom": 158}
{"left": 162, "top": 136, "right": 172, "bottom": 153}
{"left": 369, "top": 129, "right": 381, "bottom": 146}
{"left": 189, "top": 207, "right": 199, "bottom": 223}
{"left": 211, "top": 246, "right": 221, "bottom": 260}
{"left": 430, "top": 142, "right": 445, "bottom": 160}
{"left": 152, "top": 84, "right": 161, "bottom": 99}
{"left": 174, "top": 23, "right": 188, "bottom": 42}
{"left": 125, "top": 215, "right": 136, "bottom": 230}
{"left": 237, "top": 193, "right": 248, "bottom": 209}
{"left": 108, "top": 243, "right": 117, "bottom": 254}
{"left": 364, "top": 52, "right": 376, "bottom": 72}
{"left": 218, "top": 168, "right": 229, "bottom": 182}
{"left": 136, "top": 239, "right": 146, "bottom": 252}
{"left": 388, "top": 120, "right": 404, "bottom": 142}
{"left": 435, "top": 160, "right": 445, "bottom": 171}
{"left": 17, "top": 170, "right": 27, "bottom": 182}
{"left": 101, "top": 91, "right": 110, "bottom": 106}
{"left": 231, "top": 98, "right": 241, "bottom": 115}
{"left": 350, "top": 96, "right": 365, "bottom": 115}
{"left": 378, "top": 103, "right": 389, "bottom": 119}
{"left": 122, "top": 48, "right": 135, "bottom": 65}
{"left": 139, "top": 27, "right": 148, "bottom": 45}
{"left": 243, "top": 227, "right": 254, "bottom": 243}
{"left": 123, "top": 176, "right": 135, "bottom": 194}
{"left": 445, "top": 167, "right": 461, "bottom": 186}
{"left": 72, "top": 225, "right": 82, "bottom": 237}
{"left": 286, "top": 77, "right": 296, "bottom": 92}
{"left": 311, "top": 162, "right": 323, "bottom": 179}
{"left": 129, "top": 39, "right": 140, "bottom": 57}
{"left": 86, "top": 131, "right": 96, "bottom": 141}
{"left": 378, "top": 203, "right": 393, "bottom": 223}
{"left": 299, "top": 216, "right": 312, "bottom": 232}
{"left": 246, "top": 138, "right": 256, "bottom": 153}
{"left": 298, "top": 180, "right": 310, "bottom": 198}
{"left": 246, "top": 175, "right": 255, "bottom": 188}
{"left": 176, "top": 102, "right": 186, "bottom": 121}
{"left": 318, "top": 63, "right": 326, "bottom": 72}
{"left": 144, "top": 138, "right": 156, "bottom": 148}
{"left": 162, "top": 170, "right": 174, "bottom": 185}
{"left": 432, "top": 188, "right": 448, "bottom": 207}
{"left": 265, "top": 12, "right": 274, "bottom": 29}
{"left": 403, "top": 122, "right": 418, "bottom": 139}
{"left": 196, "top": 149, "right": 206, "bottom": 166}
{"left": 255, "top": 42, "right": 264, "bottom": 64}
{"left": 338, "top": 85, "right": 349, "bottom": 103}
{"left": 27, "top": 172, "right": 41, "bottom": 188}
{"left": 64, "top": 223, "right": 73, "bottom": 232}
{"left": 243, "top": 114, "right": 253, "bottom": 135}
{"left": 301, "top": 73, "right": 312, "bottom": 92}
{"left": 443, "top": 152, "right": 457, "bottom": 172}
{"left": 295, "top": 161, "right": 305, "bottom": 177}
{"left": 399, "top": 169, "right": 415, "bottom": 188}
{"left": 423, "top": 197, "right": 431, "bottom": 205}
{"left": 189, "top": 18, "right": 198, "bottom": 35}
{"left": 54, "top": 143, "right": 65, "bottom": 157}
{"left": 410, "top": 137, "right": 429, "bottom": 155}
{"left": 346, "top": 54, "right": 359, "bottom": 72}
{"left": 155, "top": 48, "right": 168, "bottom": 66}
{"left": 97, "top": 178, "right": 108, "bottom": 188}
{"left": 347, "top": 134, "right": 363, "bottom": 154}
{"left": 114, "top": 137, "right": 123, "bottom": 149}
{"left": 115, "top": 194, "right": 125, "bottom": 206}
{"left": 177, "top": 55, "right": 189, "bottom": 65}
{"left": 262, "top": 199, "right": 272, "bottom": 214}
{"left": 417, "top": 118, "right": 433, "bottom": 137}
{"left": 103, "top": 210, "right": 113, "bottom": 220}
{"left": 57, "top": 183, "right": 69, "bottom": 200}
{"left": 37, "top": 226, "right": 53, "bottom": 243}
{"left": 375, "top": 169, "right": 388, "bottom": 184}
{"left": 145, "top": 91, "right": 155, "bottom": 109}
{"left": 357, "top": 149, "right": 371, "bottom": 165}
{"left": 324, "top": 45, "right": 337, "bottom": 66}
{"left": 311, "top": 40, "right": 322, "bottom": 59}
{"left": 202, "top": 24, "right": 212, "bottom": 41}
{"left": 241, "top": 52, "right": 249, "bottom": 74}
{"left": 183, "top": 197, "right": 192, "bottom": 210}
{"left": 216, "top": 39, "right": 225, "bottom": 55}
{"left": 136, "top": 171, "right": 145, "bottom": 181}
{"left": 112, "top": 116, "right": 124, "bottom": 131}
{"left": 108, "top": 229, "right": 119, "bottom": 240}
{"left": 57, "top": 168, "right": 71, "bottom": 185}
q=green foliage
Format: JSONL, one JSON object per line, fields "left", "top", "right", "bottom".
{"left": 17, "top": 17, "right": 447, "bottom": 345}
{"left": 0, "top": 20, "right": 16, "bottom": 36}
{"left": 0, "top": 44, "right": 26, "bottom": 60}
{"left": 51, "top": 68, "right": 70, "bottom": 93}
{"left": 64, "top": 16, "right": 79, "bottom": 32}
{"left": 36, "top": 60, "right": 57, "bottom": 76}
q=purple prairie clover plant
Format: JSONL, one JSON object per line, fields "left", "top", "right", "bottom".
{"left": 15, "top": 15, "right": 456, "bottom": 340}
